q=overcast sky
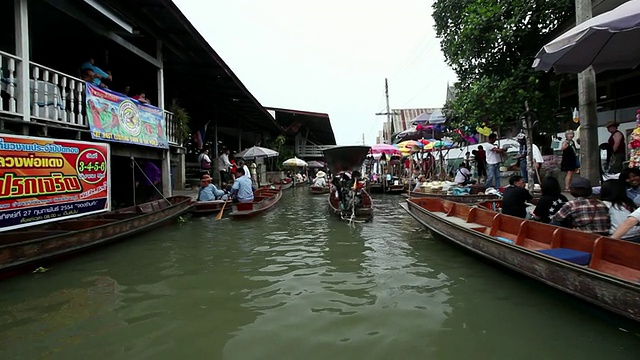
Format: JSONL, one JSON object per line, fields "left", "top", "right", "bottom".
{"left": 173, "top": 0, "right": 457, "bottom": 145}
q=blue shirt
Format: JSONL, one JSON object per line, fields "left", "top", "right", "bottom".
{"left": 627, "top": 187, "right": 640, "bottom": 204}
{"left": 198, "top": 184, "right": 226, "bottom": 201}
{"left": 81, "top": 62, "right": 109, "bottom": 86}
{"left": 231, "top": 176, "right": 254, "bottom": 202}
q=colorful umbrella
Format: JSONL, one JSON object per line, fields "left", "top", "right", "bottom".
{"left": 370, "top": 143, "right": 402, "bottom": 156}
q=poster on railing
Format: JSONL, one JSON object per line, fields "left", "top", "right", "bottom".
{"left": 0, "top": 134, "right": 110, "bottom": 232}
{"left": 85, "top": 83, "right": 168, "bottom": 149}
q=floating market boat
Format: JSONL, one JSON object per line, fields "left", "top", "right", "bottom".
{"left": 310, "top": 186, "right": 331, "bottom": 194}
{"left": 273, "top": 178, "right": 293, "bottom": 190}
{"left": 405, "top": 191, "right": 500, "bottom": 203}
{"left": 229, "top": 186, "right": 282, "bottom": 218}
{"left": 0, "top": 196, "right": 193, "bottom": 274}
{"left": 401, "top": 197, "right": 640, "bottom": 323}
{"left": 328, "top": 187, "right": 373, "bottom": 222}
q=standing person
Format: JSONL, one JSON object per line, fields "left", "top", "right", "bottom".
{"left": 218, "top": 148, "right": 232, "bottom": 186}
{"left": 532, "top": 144, "right": 544, "bottom": 184}
{"left": 230, "top": 167, "right": 254, "bottom": 203}
{"left": 237, "top": 160, "right": 251, "bottom": 180}
{"left": 551, "top": 178, "right": 611, "bottom": 234}
{"left": 605, "top": 121, "right": 626, "bottom": 174}
{"left": 475, "top": 145, "right": 487, "bottom": 184}
{"left": 484, "top": 134, "right": 505, "bottom": 189}
{"left": 198, "top": 149, "right": 211, "bottom": 175}
{"left": 531, "top": 176, "right": 568, "bottom": 223}
{"left": 560, "top": 130, "right": 579, "bottom": 192}
{"left": 516, "top": 133, "right": 530, "bottom": 183}
{"left": 137, "top": 159, "right": 161, "bottom": 202}
{"left": 501, "top": 175, "right": 533, "bottom": 218}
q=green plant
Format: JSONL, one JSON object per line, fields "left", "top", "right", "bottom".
{"left": 169, "top": 99, "right": 191, "bottom": 145}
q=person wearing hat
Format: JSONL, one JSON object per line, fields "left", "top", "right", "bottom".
{"left": 550, "top": 177, "right": 610, "bottom": 234}
{"left": 312, "top": 170, "right": 327, "bottom": 187}
{"left": 197, "top": 174, "right": 228, "bottom": 201}
{"left": 605, "top": 120, "right": 626, "bottom": 173}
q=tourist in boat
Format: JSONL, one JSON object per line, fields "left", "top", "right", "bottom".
{"left": 618, "top": 168, "right": 640, "bottom": 205}
{"left": 610, "top": 207, "right": 640, "bottom": 243}
{"left": 550, "top": 178, "right": 610, "bottom": 234}
{"left": 599, "top": 179, "right": 640, "bottom": 242}
{"left": 501, "top": 175, "right": 533, "bottom": 218}
{"left": 560, "top": 130, "right": 579, "bottom": 192}
{"left": 312, "top": 171, "right": 327, "bottom": 187}
{"left": 230, "top": 167, "right": 254, "bottom": 203}
{"left": 485, "top": 134, "right": 506, "bottom": 189}
{"left": 197, "top": 175, "right": 229, "bottom": 201}
{"left": 531, "top": 176, "right": 568, "bottom": 223}
{"left": 454, "top": 163, "right": 475, "bottom": 186}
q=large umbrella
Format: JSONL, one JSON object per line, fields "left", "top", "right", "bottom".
{"left": 533, "top": 0, "right": 640, "bottom": 74}
{"left": 282, "top": 157, "right": 308, "bottom": 167}
{"left": 370, "top": 143, "right": 402, "bottom": 156}
{"left": 307, "top": 160, "right": 325, "bottom": 168}
{"left": 237, "top": 146, "right": 279, "bottom": 160}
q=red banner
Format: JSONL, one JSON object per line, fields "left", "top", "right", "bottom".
{"left": 0, "top": 135, "right": 110, "bottom": 232}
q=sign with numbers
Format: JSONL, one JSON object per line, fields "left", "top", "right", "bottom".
{"left": 0, "top": 134, "right": 110, "bottom": 232}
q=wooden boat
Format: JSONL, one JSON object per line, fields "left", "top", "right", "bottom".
{"left": 402, "top": 197, "right": 640, "bottom": 323}
{"left": 310, "top": 186, "right": 330, "bottom": 194}
{"left": 273, "top": 178, "right": 293, "bottom": 190}
{"left": 191, "top": 200, "right": 231, "bottom": 216}
{"left": 405, "top": 191, "right": 500, "bottom": 203}
{"left": 0, "top": 196, "right": 193, "bottom": 274}
{"left": 229, "top": 186, "right": 282, "bottom": 218}
{"left": 328, "top": 187, "right": 373, "bottom": 222}
{"left": 294, "top": 181, "right": 306, "bottom": 188}
{"left": 385, "top": 184, "right": 405, "bottom": 194}
{"left": 369, "top": 183, "right": 384, "bottom": 193}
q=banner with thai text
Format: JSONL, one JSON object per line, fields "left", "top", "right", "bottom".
{"left": 86, "top": 83, "right": 169, "bottom": 149}
{"left": 0, "top": 134, "right": 110, "bottom": 232}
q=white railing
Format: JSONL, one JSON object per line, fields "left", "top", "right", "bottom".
{"left": 0, "top": 50, "right": 21, "bottom": 115}
{"left": 164, "top": 110, "right": 179, "bottom": 145}
{"left": 298, "top": 144, "right": 334, "bottom": 157}
{"left": 30, "top": 62, "right": 86, "bottom": 127}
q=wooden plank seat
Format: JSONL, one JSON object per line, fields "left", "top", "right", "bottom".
{"left": 590, "top": 237, "right": 640, "bottom": 282}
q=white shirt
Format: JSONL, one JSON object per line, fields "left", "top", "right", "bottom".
{"left": 313, "top": 177, "right": 327, "bottom": 187}
{"left": 606, "top": 201, "right": 640, "bottom": 239}
{"left": 198, "top": 153, "right": 211, "bottom": 165}
{"left": 532, "top": 145, "right": 543, "bottom": 164}
{"left": 218, "top": 153, "right": 231, "bottom": 171}
{"left": 486, "top": 143, "right": 502, "bottom": 164}
{"left": 454, "top": 167, "right": 471, "bottom": 184}
{"left": 242, "top": 165, "right": 251, "bottom": 179}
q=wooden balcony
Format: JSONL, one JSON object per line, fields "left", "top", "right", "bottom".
{"left": 1, "top": 49, "right": 179, "bottom": 145}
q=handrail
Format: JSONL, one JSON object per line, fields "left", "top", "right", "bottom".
{"left": 30, "top": 61, "right": 84, "bottom": 82}
{"left": 0, "top": 50, "right": 21, "bottom": 61}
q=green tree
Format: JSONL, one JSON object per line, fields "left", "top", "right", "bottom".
{"left": 433, "top": 0, "right": 574, "bottom": 131}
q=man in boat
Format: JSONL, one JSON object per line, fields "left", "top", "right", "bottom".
{"left": 312, "top": 171, "right": 327, "bottom": 187}
{"left": 550, "top": 178, "right": 610, "bottom": 235}
{"left": 501, "top": 175, "right": 533, "bottom": 219}
{"left": 230, "top": 167, "right": 254, "bottom": 203}
{"left": 197, "top": 174, "right": 229, "bottom": 201}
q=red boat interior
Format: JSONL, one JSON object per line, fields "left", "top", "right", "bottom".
{"left": 409, "top": 198, "right": 640, "bottom": 282}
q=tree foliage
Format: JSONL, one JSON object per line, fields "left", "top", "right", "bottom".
{"left": 433, "top": 0, "right": 574, "bottom": 132}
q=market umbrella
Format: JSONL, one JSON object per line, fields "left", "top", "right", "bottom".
{"left": 409, "top": 112, "right": 432, "bottom": 126}
{"left": 307, "top": 160, "right": 325, "bottom": 168}
{"left": 282, "top": 157, "right": 308, "bottom": 167}
{"left": 237, "top": 146, "right": 279, "bottom": 160}
{"left": 533, "top": 0, "right": 640, "bottom": 74}
{"left": 370, "top": 143, "right": 402, "bottom": 156}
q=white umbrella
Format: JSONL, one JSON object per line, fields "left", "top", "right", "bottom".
{"left": 237, "top": 146, "right": 278, "bottom": 160}
{"left": 282, "top": 157, "right": 308, "bottom": 167}
{"left": 533, "top": 0, "right": 640, "bottom": 74}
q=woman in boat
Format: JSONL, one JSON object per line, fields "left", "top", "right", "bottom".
{"left": 610, "top": 206, "right": 640, "bottom": 243}
{"left": 312, "top": 171, "right": 327, "bottom": 187}
{"left": 599, "top": 179, "right": 640, "bottom": 242}
{"left": 198, "top": 175, "right": 229, "bottom": 201}
{"left": 550, "top": 178, "right": 610, "bottom": 234}
{"left": 531, "top": 176, "right": 568, "bottom": 223}
{"left": 560, "top": 129, "right": 579, "bottom": 192}
{"left": 501, "top": 175, "right": 533, "bottom": 218}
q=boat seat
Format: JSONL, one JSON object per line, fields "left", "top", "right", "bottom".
{"left": 538, "top": 248, "right": 592, "bottom": 266}
{"left": 432, "top": 212, "right": 481, "bottom": 229}
{"left": 495, "top": 236, "right": 515, "bottom": 245}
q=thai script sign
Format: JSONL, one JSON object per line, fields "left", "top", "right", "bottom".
{"left": 0, "top": 134, "right": 110, "bottom": 232}
{"left": 86, "top": 83, "right": 169, "bottom": 149}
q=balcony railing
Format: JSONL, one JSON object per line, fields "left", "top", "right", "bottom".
{"left": 298, "top": 144, "right": 335, "bottom": 157}
{"left": 1, "top": 50, "right": 180, "bottom": 146}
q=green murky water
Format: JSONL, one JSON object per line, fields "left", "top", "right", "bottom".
{"left": 1, "top": 188, "right": 639, "bottom": 359}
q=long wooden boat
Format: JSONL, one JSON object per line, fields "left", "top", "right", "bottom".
{"left": 229, "top": 186, "right": 282, "bottom": 218}
{"left": 328, "top": 187, "right": 373, "bottom": 222}
{"left": 191, "top": 200, "right": 231, "bottom": 216}
{"left": 310, "top": 186, "right": 330, "bottom": 194}
{"left": 386, "top": 184, "right": 405, "bottom": 194}
{"left": 405, "top": 191, "right": 500, "bottom": 203}
{"left": 0, "top": 196, "right": 193, "bottom": 274}
{"left": 402, "top": 197, "right": 640, "bottom": 323}
{"left": 369, "top": 183, "right": 384, "bottom": 193}
{"left": 273, "top": 179, "right": 293, "bottom": 190}
{"left": 294, "top": 181, "right": 306, "bottom": 188}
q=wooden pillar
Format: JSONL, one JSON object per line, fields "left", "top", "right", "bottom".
{"left": 15, "top": 0, "right": 30, "bottom": 127}
{"left": 156, "top": 40, "right": 171, "bottom": 196}
{"left": 238, "top": 121, "right": 242, "bottom": 152}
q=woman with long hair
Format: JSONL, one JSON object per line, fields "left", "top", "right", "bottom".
{"left": 600, "top": 179, "right": 640, "bottom": 241}
{"left": 531, "top": 176, "right": 568, "bottom": 223}
{"left": 560, "top": 130, "right": 579, "bottom": 191}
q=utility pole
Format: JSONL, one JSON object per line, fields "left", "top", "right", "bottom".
{"left": 375, "top": 78, "right": 394, "bottom": 144}
{"left": 362, "top": 133, "right": 365, "bottom": 145}
{"left": 576, "top": 0, "right": 599, "bottom": 185}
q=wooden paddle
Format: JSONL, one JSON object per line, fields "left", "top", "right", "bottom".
{"left": 215, "top": 200, "right": 230, "bottom": 220}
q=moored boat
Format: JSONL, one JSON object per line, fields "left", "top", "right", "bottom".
{"left": 0, "top": 196, "right": 193, "bottom": 274}
{"left": 273, "top": 178, "right": 293, "bottom": 190}
{"left": 385, "top": 184, "right": 405, "bottom": 194}
{"left": 328, "top": 187, "right": 373, "bottom": 222}
{"left": 405, "top": 191, "right": 500, "bottom": 203}
{"left": 401, "top": 197, "right": 640, "bottom": 323}
{"left": 229, "top": 186, "right": 282, "bottom": 218}
{"left": 310, "top": 186, "right": 330, "bottom": 194}
{"left": 369, "top": 183, "right": 384, "bottom": 193}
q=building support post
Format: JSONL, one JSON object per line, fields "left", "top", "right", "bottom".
{"left": 15, "top": 0, "right": 30, "bottom": 132}
{"left": 238, "top": 121, "right": 242, "bottom": 152}
{"left": 156, "top": 40, "right": 172, "bottom": 196}
{"left": 214, "top": 118, "right": 220, "bottom": 185}
{"left": 576, "top": 0, "right": 600, "bottom": 185}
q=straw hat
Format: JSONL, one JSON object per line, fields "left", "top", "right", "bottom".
{"left": 605, "top": 120, "right": 619, "bottom": 128}
{"left": 201, "top": 174, "right": 213, "bottom": 182}
{"left": 316, "top": 170, "right": 326, "bottom": 178}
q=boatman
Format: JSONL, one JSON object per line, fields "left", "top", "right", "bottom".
{"left": 230, "top": 167, "right": 254, "bottom": 203}
{"left": 197, "top": 174, "right": 228, "bottom": 201}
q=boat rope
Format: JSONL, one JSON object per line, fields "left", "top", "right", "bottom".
{"left": 131, "top": 158, "right": 172, "bottom": 206}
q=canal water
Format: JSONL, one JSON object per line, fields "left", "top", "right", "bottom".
{"left": 0, "top": 188, "right": 639, "bottom": 359}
